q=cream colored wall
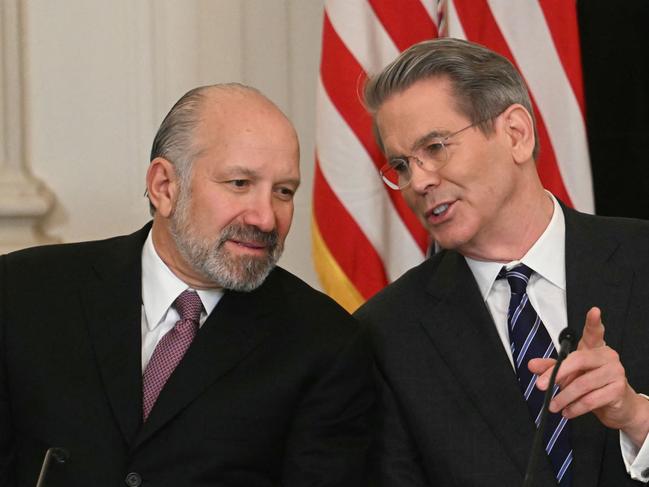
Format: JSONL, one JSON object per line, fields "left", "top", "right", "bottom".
{"left": 12, "top": 0, "right": 324, "bottom": 288}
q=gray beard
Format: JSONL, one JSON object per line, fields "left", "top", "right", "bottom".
{"left": 169, "top": 190, "right": 282, "bottom": 292}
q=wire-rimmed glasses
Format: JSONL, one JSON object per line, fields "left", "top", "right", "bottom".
{"left": 379, "top": 119, "right": 486, "bottom": 190}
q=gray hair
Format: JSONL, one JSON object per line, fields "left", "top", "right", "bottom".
{"left": 147, "top": 83, "right": 261, "bottom": 214}
{"left": 364, "top": 38, "right": 539, "bottom": 159}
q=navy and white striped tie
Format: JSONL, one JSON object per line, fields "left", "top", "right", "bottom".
{"left": 500, "top": 264, "right": 572, "bottom": 486}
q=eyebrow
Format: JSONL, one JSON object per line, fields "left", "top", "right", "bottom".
{"left": 220, "top": 165, "right": 300, "bottom": 188}
{"left": 283, "top": 178, "right": 301, "bottom": 190}
{"left": 221, "top": 165, "right": 259, "bottom": 179}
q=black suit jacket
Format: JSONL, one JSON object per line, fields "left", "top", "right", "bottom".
{"left": 0, "top": 224, "right": 373, "bottom": 487}
{"left": 355, "top": 206, "right": 649, "bottom": 486}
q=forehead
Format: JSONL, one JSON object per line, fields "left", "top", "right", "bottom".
{"left": 193, "top": 92, "right": 300, "bottom": 176}
{"left": 376, "top": 77, "right": 466, "bottom": 153}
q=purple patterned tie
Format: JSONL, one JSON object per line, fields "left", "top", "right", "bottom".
{"left": 142, "top": 290, "right": 202, "bottom": 421}
{"left": 499, "top": 265, "right": 572, "bottom": 486}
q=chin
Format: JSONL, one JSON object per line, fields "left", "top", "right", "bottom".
{"left": 430, "top": 229, "right": 474, "bottom": 253}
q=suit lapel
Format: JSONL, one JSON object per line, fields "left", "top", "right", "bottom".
{"left": 80, "top": 224, "right": 150, "bottom": 446}
{"left": 420, "top": 252, "right": 557, "bottom": 484}
{"left": 564, "top": 208, "right": 633, "bottom": 487}
{"left": 132, "top": 273, "right": 279, "bottom": 449}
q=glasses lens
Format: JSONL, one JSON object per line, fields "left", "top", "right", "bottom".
{"left": 422, "top": 141, "right": 449, "bottom": 170}
{"left": 380, "top": 159, "right": 409, "bottom": 189}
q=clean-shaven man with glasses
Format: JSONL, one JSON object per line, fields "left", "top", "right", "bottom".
{"left": 355, "top": 37, "right": 649, "bottom": 487}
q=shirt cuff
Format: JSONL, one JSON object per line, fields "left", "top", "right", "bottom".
{"left": 621, "top": 394, "right": 649, "bottom": 483}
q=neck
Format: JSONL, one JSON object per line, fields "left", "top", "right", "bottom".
{"left": 462, "top": 186, "right": 554, "bottom": 263}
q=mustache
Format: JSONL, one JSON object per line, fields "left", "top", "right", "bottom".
{"left": 218, "top": 224, "right": 279, "bottom": 249}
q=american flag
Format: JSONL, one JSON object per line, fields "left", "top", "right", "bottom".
{"left": 312, "top": 0, "right": 592, "bottom": 311}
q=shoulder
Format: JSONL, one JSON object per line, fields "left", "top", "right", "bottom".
{"left": 354, "top": 253, "right": 443, "bottom": 325}
{"left": 564, "top": 207, "right": 649, "bottom": 262}
{"left": 258, "top": 266, "right": 362, "bottom": 344}
{"left": 1, "top": 225, "right": 149, "bottom": 282}
{"left": 565, "top": 206, "right": 649, "bottom": 236}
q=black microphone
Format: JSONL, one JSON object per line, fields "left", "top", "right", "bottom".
{"left": 558, "top": 327, "right": 577, "bottom": 359}
{"left": 522, "top": 328, "right": 576, "bottom": 487}
{"left": 35, "top": 447, "right": 69, "bottom": 487}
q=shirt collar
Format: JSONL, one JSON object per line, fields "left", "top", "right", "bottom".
{"left": 141, "top": 230, "right": 223, "bottom": 330}
{"left": 465, "top": 193, "right": 566, "bottom": 300}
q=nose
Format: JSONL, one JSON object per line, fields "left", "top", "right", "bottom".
{"left": 242, "top": 193, "right": 277, "bottom": 233}
{"left": 408, "top": 159, "right": 441, "bottom": 194}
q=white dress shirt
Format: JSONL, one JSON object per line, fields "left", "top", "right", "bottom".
{"left": 140, "top": 231, "right": 223, "bottom": 370}
{"left": 465, "top": 194, "right": 649, "bottom": 482}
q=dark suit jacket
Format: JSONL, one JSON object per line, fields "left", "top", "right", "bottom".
{"left": 355, "top": 206, "right": 649, "bottom": 486}
{"left": 0, "top": 224, "right": 373, "bottom": 487}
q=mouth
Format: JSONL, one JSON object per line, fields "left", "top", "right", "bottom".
{"left": 432, "top": 203, "right": 449, "bottom": 216}
{"left": 425, "top": 201, "right": 455, "bottom": 223}
{"left": 227, "top": 240, "right": 270, "bottom": 253}
{"left": 218, "top": 224, "right": 279, "bottom": 257}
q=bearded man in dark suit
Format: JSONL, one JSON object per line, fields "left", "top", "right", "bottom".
{"left": 0, "top": 83, "right": 373, "bottom": 487}
{"left": 355, "top": 38, "right": 649, "bottom": 487}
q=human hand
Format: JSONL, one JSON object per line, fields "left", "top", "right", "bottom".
{"left": 529, "top": 307, "right": 649, "bottom": 448}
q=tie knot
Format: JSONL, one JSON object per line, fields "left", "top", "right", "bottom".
{"left": 498, "top": 264, "right": 534, "bottom": 295}
{"left": 173, "top": 290, "right": 203, "bottom": 323}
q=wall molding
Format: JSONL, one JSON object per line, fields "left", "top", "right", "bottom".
{"left": 0, "top": 0, "right": 56, "bottom": 253}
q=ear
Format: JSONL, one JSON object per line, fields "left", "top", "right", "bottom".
{"left": 146, "top": 157, "right": 181, "bottom": 218}
{"left": 502, "top": 104, "right": 535, "bottom": 164}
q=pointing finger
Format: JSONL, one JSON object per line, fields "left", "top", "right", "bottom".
{"left": 578, "top": 306, "right": 606, "bottom": 351}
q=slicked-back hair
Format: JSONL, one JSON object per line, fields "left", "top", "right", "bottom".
{"left": 147, "top": 83, "right": 261, "bottom": 214}
{"left": 364, "top": 38, "right": 539, "bottom": 160}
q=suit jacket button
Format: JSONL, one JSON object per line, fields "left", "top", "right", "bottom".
{"left": 642, "top": 467, "right": 649, "bottom": 479}
{"left": 125, "top": 472, "right": 142, "bottom": 487}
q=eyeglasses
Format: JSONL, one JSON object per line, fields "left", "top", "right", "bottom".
{"left": 379, "top": 119, "right": 487, "bottom": 190}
